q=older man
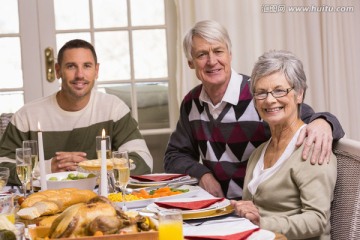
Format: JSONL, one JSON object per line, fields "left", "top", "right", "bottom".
{"left": 164, "top": 20, "right": 344, "bottom": 199}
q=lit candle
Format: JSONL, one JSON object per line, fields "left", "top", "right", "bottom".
{"left": 100, "top": 129, "right": 108, "bottom": 196}
{"left": 37, "top": 122, "right": 47, "bottom": 190}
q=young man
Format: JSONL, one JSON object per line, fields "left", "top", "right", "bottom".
{"left": 0, "top": 39, "right": 153, "bottom": 185}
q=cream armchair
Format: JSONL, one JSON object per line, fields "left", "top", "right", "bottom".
{"left": 331, "top": 138, "right": 360, "bottom": 239}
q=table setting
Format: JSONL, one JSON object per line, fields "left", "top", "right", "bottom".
{"left": 1, "top": 175, "right": 284, "bottom": 240}
{"left": 0, "top": 129, "right": 286, "bottom": 240}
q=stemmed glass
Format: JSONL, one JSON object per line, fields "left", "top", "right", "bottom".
{"left": 15, "top": 148, "right": 32, "bottom": 198}
{"left": 112, "top": 151, "right": 130, "bottom": 211}
{"left": 23, "top": 140, "right": 39, "bottom": 191}
{"left": 0, "top": 167, "right": 10, "bottom": 192}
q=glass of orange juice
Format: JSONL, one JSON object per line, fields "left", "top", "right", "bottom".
{"left": 0, "top": 194, "right": 15, "bottom": 224}
{"left": 158, "top": 209, "right": 183, "bottom": 240}
{"left": 5, "top": 209, "right": 15, "bottom": 224}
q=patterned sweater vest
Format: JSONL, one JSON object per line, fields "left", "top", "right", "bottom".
{"left": 184, "top": 75, "right": 270, "bottom": 197}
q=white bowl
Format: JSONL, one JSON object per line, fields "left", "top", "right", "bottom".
{"left": 46, "top": 171, "right": 97, "bottom": 190}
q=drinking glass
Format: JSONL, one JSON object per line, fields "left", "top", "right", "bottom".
{"left": 23, "top": 140, "right": 39, "bottom": 193}
{"left": 95, "top": 136, "right": 111, "bottom": 160}
{"left": 15, "top": 148, "right": 32, "bottom": 198}
{"left": 112, "top": 150, "right": 130, "bottom": 211}
{"left": 0, "top": 167, "right": 10, "bottom": 192}
{"left": 96, "top": 135, "right": 113, "bottom": 194}
{"left": 14, "top": 222, "right": 25, "bottom": 240}
{"left": 158, "top": 209, "right": 183, "bottom": 240}
{"left": 0, "top": 194, "right": 15, "bottom": 224}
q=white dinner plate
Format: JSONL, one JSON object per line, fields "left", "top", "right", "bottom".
{"left": 146, "top": 197, "right": 230, "bottom": 214}
{"left": 128, "top": 173, "right": 193, "bottom": 187}
{"left": 184, "top": 218, "right": 275, "bottom": 239}
{"left": 113, "top": 185, "right": 201, "bottom": 209}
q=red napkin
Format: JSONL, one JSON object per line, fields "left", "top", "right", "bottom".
{"left": 131, "top": 174, "right": 187, "bottom": 182}
{"left": 185, "top": 228, "right": 260, "bottom": 240}
{"left": 155, "top": 198, "right": 225, "bottom": 210}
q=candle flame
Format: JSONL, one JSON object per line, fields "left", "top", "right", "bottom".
{"left": 38, "top": 122, "right": 42, "bottom": 131}
{"left": 102, "top": 129, "right": 106, "bottom": 138}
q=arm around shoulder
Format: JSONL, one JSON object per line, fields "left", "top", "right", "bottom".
{"left": 300, "top": 103, "right": 345, "bottom": 140}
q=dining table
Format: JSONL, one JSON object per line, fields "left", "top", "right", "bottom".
{"left": 2, "top": 181, "right": 287, "bottom": 240}
{"left": 159, "top": 185, "right": 287, "bottom": 240}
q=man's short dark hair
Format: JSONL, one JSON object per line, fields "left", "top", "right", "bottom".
{"left": 57, "top": 39, "right": 97, "bottom": 66}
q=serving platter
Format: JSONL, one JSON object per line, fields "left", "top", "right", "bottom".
{"left": 29, "top": 226, "right": 158, "bottom": 240}
{"left": 113, "top": 185, "right": 201, "bottom": 209}
{"left": 77, "top": 159, "right": 136, "bottom": 172}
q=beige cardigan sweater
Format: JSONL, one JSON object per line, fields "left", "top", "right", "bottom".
{"left": 243, "top": 143, "right": 337, "bottom": 240}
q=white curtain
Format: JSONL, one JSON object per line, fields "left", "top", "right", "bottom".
{"left": 174, "top": 0, "right": 360, "bottom": 141}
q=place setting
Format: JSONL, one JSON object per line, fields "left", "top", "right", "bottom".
{"left": 128, "top": 173, "right": 198, "bottom": 188}
{"left": 145, "top": 197, "right": 233, "bottom": 220}
{"left": 182, "top": 219, "right": 275, "bottom": 240}
{"left": 136, "top": 195, "right": 276, "bottom": 240}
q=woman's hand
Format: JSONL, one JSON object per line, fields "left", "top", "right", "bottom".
{"left": 230, "top": 200, "right": 261, "bottom": 226}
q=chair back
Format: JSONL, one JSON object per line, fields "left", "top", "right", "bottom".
{"left": 0, "top": 113, "right": 14, "bottom": 139}
{"left": 331, "top": 138, "right": 360, "bottom": 240}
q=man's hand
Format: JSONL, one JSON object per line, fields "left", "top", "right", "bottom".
{"left": 230, "top": 200, "right": 260, "bottom": 226}
{"left": 51, "top": 152, "right": 87, "bottom": 172}
{"left": 296, "top": 118, "right": 333, "bottom": 165}
{"left": 199, "top": 173, "right": 225, "bottom": 198}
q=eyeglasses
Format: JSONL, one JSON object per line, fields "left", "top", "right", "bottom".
{"left": 253, "top": 88, "right": 294, "bottom": 100}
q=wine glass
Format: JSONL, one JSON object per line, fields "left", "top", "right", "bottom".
{"left": 112, "top": 150, "right": 130, "bottom": 211}
{"left": 0, "top": 167, "right": 10, "bottom": 192}
{"left": 15, "top": 148, "right": 32, "bottom": 198}
{"left": 23, "top": 140, "right": 39, "bottom": 191}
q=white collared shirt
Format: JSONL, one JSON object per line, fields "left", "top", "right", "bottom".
{"left": 199, "top": 69, "right": 244, "bottom": 119}
{"left": 247, "top": 124, "right": 307, "bottom": 195}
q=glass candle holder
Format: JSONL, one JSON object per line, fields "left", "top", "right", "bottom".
{"left": 96, "top": 135, "right": 111, "bottom": 196}
{"left": 95, "top": 136, "right": 111, "bottom": 160}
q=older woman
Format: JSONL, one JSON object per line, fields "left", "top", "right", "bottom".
{"left": 230, "top": 50, "right": 337, "bottom": 239}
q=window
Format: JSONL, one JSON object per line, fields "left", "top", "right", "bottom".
{"left": 53, "top": 0, "right": 172, "bottom": 131}
{"left": 0, "top": 0, "right": 176, "bottom": 173}
{"left": 0, "top": 0, "right": 24, "bottom": 113}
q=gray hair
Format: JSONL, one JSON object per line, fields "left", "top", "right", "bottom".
{"left": 183, "top": 20, "right": 232, "bottom": 61}
{"left": 250, "top": 50, "right": 308, "bottom": 100}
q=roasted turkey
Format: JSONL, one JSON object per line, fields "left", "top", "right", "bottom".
{"left": 48, "top": 196, "right": 149, "bottom": 238}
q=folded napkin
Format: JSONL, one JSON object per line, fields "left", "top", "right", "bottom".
{"left": 131, "top": 174, "right": 187, "bottom": 182}
{"left": 155, "top": 198, "right": 224, "bottom": 210}
{"left": 185, "top": 228, "right": 260, "bottom": 240}
{"left": 183, "top": 217, "right": 263, "bottom": 240}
